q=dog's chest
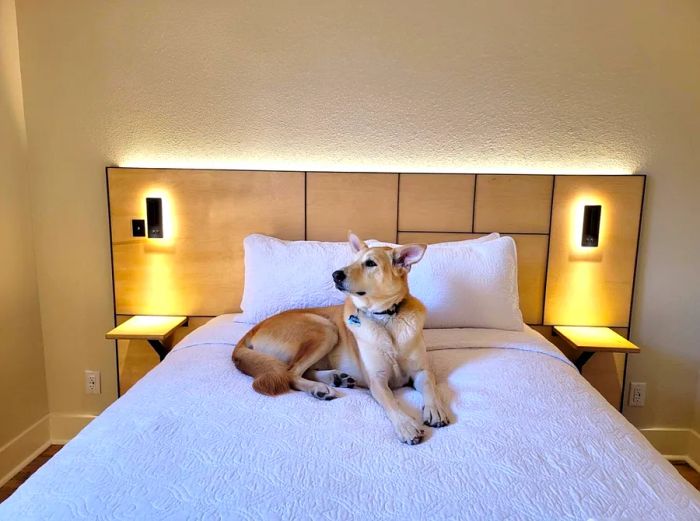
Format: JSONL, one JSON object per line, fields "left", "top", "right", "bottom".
{"left": 347, "top": 313, "right": 417, "bottom": 386}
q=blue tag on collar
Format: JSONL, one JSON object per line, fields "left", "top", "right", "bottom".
{"left": 348, "top": 314, "right": 361, "bottom": 326}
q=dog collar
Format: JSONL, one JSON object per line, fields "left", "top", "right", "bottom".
{"left": 370, "top": 299, "right": 404, "bottom": 316}
{"left": 349, "top": 299, "right": 405, "bottom": 327}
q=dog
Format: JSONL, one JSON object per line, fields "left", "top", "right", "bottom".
{"left": 232, "top": 232, "right": 450, "bottom": 444}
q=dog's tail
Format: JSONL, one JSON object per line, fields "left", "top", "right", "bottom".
{"left": 232, "top": 332, "right": 290, "bottom": 396}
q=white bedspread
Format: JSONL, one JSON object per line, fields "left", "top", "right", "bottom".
{"left": 2, "top": 315, "right": 699, "bottom": 520}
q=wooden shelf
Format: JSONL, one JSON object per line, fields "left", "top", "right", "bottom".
{"left": 106, "top": 315, "right": 187, "bottom": 341}
{"left": 554, "top": 326, "right": 640, "bottom": 353}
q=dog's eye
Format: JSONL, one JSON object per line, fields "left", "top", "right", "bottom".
{"left": 364, "top": 259, "right": 377, "bottom": 268}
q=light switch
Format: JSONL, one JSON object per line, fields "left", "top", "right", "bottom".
{"left": 132, "top": 219, "right": 146, "bottom": 237}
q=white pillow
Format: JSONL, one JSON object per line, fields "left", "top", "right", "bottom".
{"left": 237, "top": 232, "right": 522, "bottom": 331}
{"left": 410, "top": 236, "right": 524, "bottom": 330}
{"left": 238, "top": 235, "right": 353, "bottom": 324}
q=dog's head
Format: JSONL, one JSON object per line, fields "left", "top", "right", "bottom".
{"left": 332, "top": 232, "right": 426, "bottom": 312}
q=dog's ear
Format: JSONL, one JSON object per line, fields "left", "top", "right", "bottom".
{"left": 348, "top": 231, "right": 367, "bottom": 253}
{"left": 392, "top": 244, "right": 426, "bottom": 269}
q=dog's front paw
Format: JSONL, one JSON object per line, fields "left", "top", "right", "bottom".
{"left": 393, "top": 415, "right": 425, "bottom": 445}
{"left": 422, "top": 403, "right": 450, "bottom": 428}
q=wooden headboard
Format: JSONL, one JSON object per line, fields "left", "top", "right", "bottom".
{"left": 107, "top": 168, "right": 645, "bottom": 329}
{"left": 107, "top": 168, "right": 645, "bottom": 406}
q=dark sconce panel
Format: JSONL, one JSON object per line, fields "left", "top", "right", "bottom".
{"left": 146, "top": 197, "right": 163, "bottom": 238}
{"left": 581, "top": 205, "right": 601, "bottom": 247}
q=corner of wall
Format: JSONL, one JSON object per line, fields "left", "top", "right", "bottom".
{"left": 0, "top": 0, "right": 51, "bottom": 484}
{"left": 0, "top": 415, "right": 50, "bottom": 487}
{"left": 641, "top": 427, "right": 700, "bottom": 472}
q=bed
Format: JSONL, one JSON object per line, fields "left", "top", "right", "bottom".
{"left": 2, "top": 315, "right": 699, "bottom": 520}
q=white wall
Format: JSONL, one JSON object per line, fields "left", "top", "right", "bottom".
{"left": 0, "top": 0, "right": 49, "bottom": 478}
{"left": 12, "top": 0, "right": 699, "bottom": 432}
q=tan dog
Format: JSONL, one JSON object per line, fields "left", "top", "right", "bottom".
{"left": 232, "top": 232, "right": 450, "bottom": 444}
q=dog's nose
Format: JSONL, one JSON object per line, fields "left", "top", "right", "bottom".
{"left": 332, "top": 270, "right": 346, "bottom": 283}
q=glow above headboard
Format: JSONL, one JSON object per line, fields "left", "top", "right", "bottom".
{"left": 117, "top": 155, "right": 633, "bottom": 177}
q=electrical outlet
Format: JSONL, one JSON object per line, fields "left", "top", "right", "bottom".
{"left": 629, "top": 382, "right": 646, "bottom": 407}
{"left": 85, "top": 370, "right": 101, "bottom": 395}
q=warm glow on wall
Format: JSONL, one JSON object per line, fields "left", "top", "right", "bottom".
{"left": 118, "top": 154, "right": 633, "bottom": 176}
{"left": 142, "top": 189, "right": 176, "bottom": 245}
{"left": 569, "top": 195, "right": 607, "bottom": 257}
{"left": 543, "top": 175, "right": 644, "bottom": 327}
{"left": 562, "top": 194, "right": 609, "bottom": 321}
{"left": 140, "top": 189, "right": 181, "bottom": 310}
{"left": 142, "top": 253, "right": 182, "bottom": 312}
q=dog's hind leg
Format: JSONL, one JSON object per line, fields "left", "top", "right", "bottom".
{"left": 288, "top": 321, "right": 340, "bottom": 401}
{"left": 291, "top": 369, "right": 338, "bottom": 400}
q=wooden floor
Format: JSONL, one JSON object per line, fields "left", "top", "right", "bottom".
{"left": 0, "top": 445, "right": 62, "bottom": 503}
{"left": 1, "top": 445, "right": 699, "bottom": 505}
{"left": 675, "top": 462, "right": 700, "bottom": 491}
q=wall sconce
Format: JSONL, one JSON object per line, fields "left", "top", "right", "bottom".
{"left": 146, "top": 197, "right": 163, "bottom": 238}
{"left": 581, "top": 205, "right": 601, "bottom": 247}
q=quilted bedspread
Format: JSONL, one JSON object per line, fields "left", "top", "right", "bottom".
{"left": 2, "top": 315, "right": 699, "bottom": 520}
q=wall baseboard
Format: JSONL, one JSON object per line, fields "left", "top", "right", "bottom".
{"left": 664, "top": 455, "right": 700, "bottom": 474}
{"left": 49, "top": 413, "right": 96, "bottom": 444}
{"left": 0, "top": 415, "right": 51, "bottom": 488}
{"left": 640, "top": 427, "right": 700, "bottom": 471}
{"left": 688, "top": 428, "right": 700, "bottom": 472}
{"left": 0, "top": 412, "right": 97, "bottom": 488}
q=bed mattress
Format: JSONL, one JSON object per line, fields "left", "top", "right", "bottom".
{"left": 2, "top": 315, "right": 699, "bottom": 520}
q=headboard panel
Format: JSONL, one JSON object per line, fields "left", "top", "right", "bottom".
{"left": 107, "top": 168, "right": 645, "bottom": 328}
{"left": 398, "top": 174, "right": 475, "bottom": 232}
{"left": 544, "top": 175, "right": 645, "bottom": 327}
{"left": 109, "top": 169, "right": 305, "bottom": 316}
{"left": 473, "top": 174, "right": 553, "bottom": 233}
{"left": 306, "top": 172, "right": 399, "bottom": 242}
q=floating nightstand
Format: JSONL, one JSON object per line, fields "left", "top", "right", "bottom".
{"left": 106, "top": 315, "right": 187, "bottom": 361}
{"left": 553, "top": 326, "right": 640, "bottom": 372}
